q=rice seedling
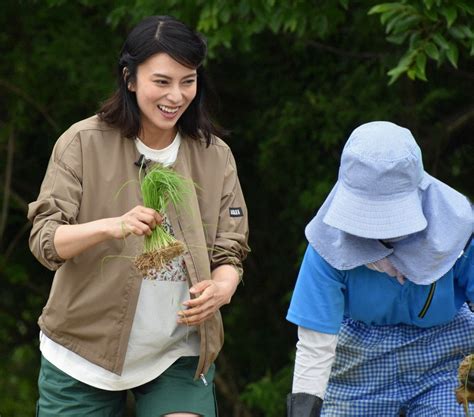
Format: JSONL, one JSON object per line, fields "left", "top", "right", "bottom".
{"left": 455, "top": 354, "right": 474, "bottom": 416}
{"left": 134, "top": 164, "right": 189, "bottom": 276}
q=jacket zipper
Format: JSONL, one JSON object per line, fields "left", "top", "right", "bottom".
{"left": 418, "top": 282, "right": 436, "bottom": 318}
{"left": 199, "top": 373, "right": 209, "bottom": 386}
{"left": 174, "top": 208, "right": 208, "bottom": 379}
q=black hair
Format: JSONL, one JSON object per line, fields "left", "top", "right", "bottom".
{"left": 98, "top": 15, "right": 225, "bottom": 145}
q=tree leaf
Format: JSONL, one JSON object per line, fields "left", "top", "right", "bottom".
{"left": 460, "top": 25, "right": 474, "bottom": 39}
{"left": 390, "top": 15, "right": 422, "bottom": 35}
{"left": 409, "top": 31, "right": 421, "bottom": 48}
{"left": 386, "top": 32, "right": 410, "bottom": 45}
{"left": 425, "top": 41, "right": 440, "bottom": 59}
{"left": 387, "top": 50, "right": 416, "bottom": 84}
{"left": 440, "top": 6, "right": 457, "bottom": 28}
{"left": 424, "top": 7, "right": 439, "bottom": 22}
{"left": 339, "top": 0, "right": 349, "bottom": 10}
{"left": 386, "top": 13, "right": 406, "bottom": 34}
{"left": 423, "top": 0, "right": 435, "bottom": 10}
{"left": 387, "top": 66, "right": 406, "bottom": 84}
{"left": 449, "top": 26, "right": 465, "bottom": 40}
{"left": 433, "top": 33, "right": 449, "bottom": 50}
{"left": 457, "top": 1, "right": 474, "bottom": 15}
{"left": 446, "top": 42, "right": 459, "bottom": 68}
{"left": 407, "top": 67, "right": 417, "bottom": 80}
{"left": 380, "top": 8, "right": 399, "bottom": 25}
{"left": 415, "top": 52, "right": 427, "bottom": 80}
{"left": 368, "top": 3, "right": 401, "bottom": 15}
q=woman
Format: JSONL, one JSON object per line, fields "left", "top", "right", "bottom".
{"left": 286, "top": 121, "right": 473, "bottom": 416}
{"left": 28, "top": 15, "right": 249, "bottom": 417}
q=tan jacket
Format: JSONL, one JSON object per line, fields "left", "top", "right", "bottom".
{"left": 28, "top": 116, "right": 249, "bottom": 378}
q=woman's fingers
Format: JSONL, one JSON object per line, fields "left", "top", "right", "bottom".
{"left": 177, "top": 281, "right": 220, "bottom": 325}
{"left": 177, "top": 305, "right": 215, "bottom": 326}
{"left": 139, "top": 206, "right": 163, "bottom": 224}
{"left": 131, "top": 206, "right": 161, "bottom": 227}
{"left": 116, "top": 206, "right": 162, "bottom": 238}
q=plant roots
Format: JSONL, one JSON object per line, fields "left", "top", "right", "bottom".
{"left": 134, "top": 240, "right": 185, "bottom": 278}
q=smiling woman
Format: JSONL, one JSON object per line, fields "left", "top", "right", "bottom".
{"left": 27, "top": 15, "right": 249, "bottom": 417}
{"left": 98, "top": 16, "right": 225, "bottom": 147}
{"left": 128, "top": 53, "right": 198, "bottom": 148}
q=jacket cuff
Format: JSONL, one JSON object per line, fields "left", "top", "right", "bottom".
{"left": 39, "top": 222, "right": 66, "bottom": 270}
{"left": 287, "top": 393, "right": 323, "bottom": 417}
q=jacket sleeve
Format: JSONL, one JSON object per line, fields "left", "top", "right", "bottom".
{"left": 27, "top": 133, "right": 83, "bottom": 271}
{"left": 210, "top": 149, "right": 250, "bottom": 277}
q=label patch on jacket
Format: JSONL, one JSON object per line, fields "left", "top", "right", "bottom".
{"left": 229, "top": 207, "right": 243, "bottom": 217}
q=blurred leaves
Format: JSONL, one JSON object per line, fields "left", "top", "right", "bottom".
{"left": 241, "top": 364, "right": 293, "bottom": 417}
{"left": 369, "top": 0, "right": 474, "bottom": 83}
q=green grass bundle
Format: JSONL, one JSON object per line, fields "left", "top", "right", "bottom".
{"left": 134, "top": 164, "right": 188, "bottom": 276}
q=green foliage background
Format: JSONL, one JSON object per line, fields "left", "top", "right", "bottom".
{"left": 1, "top": 1, "right": 473, "bottom": 416}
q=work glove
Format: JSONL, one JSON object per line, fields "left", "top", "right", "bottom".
{"left": 287, "top": 392, "right": 323, "bottom": 417}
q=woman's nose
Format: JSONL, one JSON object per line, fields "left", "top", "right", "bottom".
{"left": 166, "top": 84, "right": 183, "bottom": 102}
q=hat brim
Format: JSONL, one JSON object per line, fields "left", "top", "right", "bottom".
{"left": 323, "top": 181, "right": 427, "bottom": 239}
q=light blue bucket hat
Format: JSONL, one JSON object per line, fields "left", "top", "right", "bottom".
{"left": 306, "top": 121, "right": 473, "bottom": 285}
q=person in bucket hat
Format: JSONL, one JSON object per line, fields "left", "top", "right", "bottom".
{"left": 286, "top": 121, "right": 474, "bottom": 417}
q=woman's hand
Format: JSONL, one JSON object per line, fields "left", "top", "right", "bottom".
{"left": 54, "top": 205, "right": 162, "bottom": 260}
{"left": 177, "top": 265, "right": 240, "bottom": 326}
{"left": 108, "top": 205, "right": 162, "bottom": 239}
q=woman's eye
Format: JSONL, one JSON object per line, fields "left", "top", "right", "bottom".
{"left": 183, "top": 79, "right": 196, "bottom": 85}
{"left": 154, "top": 80, "right": 168, "bottom": 85}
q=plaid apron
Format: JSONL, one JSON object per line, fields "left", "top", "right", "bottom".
{"left": 322, "top": 304, "right": 474, "bottom": 417}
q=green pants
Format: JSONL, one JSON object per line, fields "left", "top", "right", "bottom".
{"left": 37, "top": 356, "right": 218, "bottom": 417}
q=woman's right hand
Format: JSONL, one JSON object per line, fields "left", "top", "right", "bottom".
{"left": 54, "top": 206, "right": 162, "bottom": 260}
{"left": 108, "top": 205, "right": 162, "bottom": 239}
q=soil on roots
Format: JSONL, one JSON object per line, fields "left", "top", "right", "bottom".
{"left": 134, "top": 241, "right": 185, "bottom": 277}
{"left": 455, "top": 354, "right": 474, "bottom": 410}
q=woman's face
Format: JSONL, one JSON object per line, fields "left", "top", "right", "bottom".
{"left": 129, "top": 53, "right": 197, "bottom": 144}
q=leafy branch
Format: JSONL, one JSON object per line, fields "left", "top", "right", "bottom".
{"left": 369, "top": 1, "right": 474, "bottom": 83}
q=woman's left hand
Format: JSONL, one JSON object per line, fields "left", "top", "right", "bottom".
{"left": 177, "top": 265, "right": 240, "bottom": 326}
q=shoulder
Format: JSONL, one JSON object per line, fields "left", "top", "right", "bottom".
{"left": 209, "top": 135, "right": 232, "bottom": 150}
{"left": 182, "top": 135, "right": 235, "bottom": 167}
{"left": 301, "top": 244, "right": 346, "bottom": 282}
{"left": 305, "top": 244, "right": 335, "bottom": 269}
{"left": 65, "top": 115, "right": 115, "bottom": 137}
{"left": 454, "top": 235, "right": 474, "bottom": 275}
{"left": 54, "top": 116, "right": 120, "bottom": 157}
{"left": 184, "top": 134, "right": 231, "bottom": 151}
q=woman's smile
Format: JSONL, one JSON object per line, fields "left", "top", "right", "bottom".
{"left": 129, "top": 52, "right": 197, "bottom": 147}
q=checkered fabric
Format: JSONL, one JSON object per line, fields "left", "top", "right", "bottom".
{"left": 321, "top": 304, "right": 474, "bottom": 417}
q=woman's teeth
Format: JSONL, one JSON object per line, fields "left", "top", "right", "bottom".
{"left": 158, "top": 105, "right": 179, "bottom": 114}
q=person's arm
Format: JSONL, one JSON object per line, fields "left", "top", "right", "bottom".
{"left": 53, "top": 206, "right": 161, "bottom": 260}
{"left": 287, "top": 326, "right": 337, "bottom": 417}
{"left": 178, "top": 148, "right": 249, "bottom": 326}
{"left": 293, "top": 326, "right": 338, "bottom": 397}
{"left": 178, "top": 265, "right": 240, "bottom": 326}
{"left": 28, "top": 132, "right": 161, "bottom": 269}
{"left": 209, "top": 148, "right": 250, "bottom": 276}
{"left": 286, "top": 244, "right": 346, "bottom": 416}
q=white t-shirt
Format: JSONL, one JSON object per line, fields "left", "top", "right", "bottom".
{"left": 40, "top": 132, "right": 200, "bottom": 390}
